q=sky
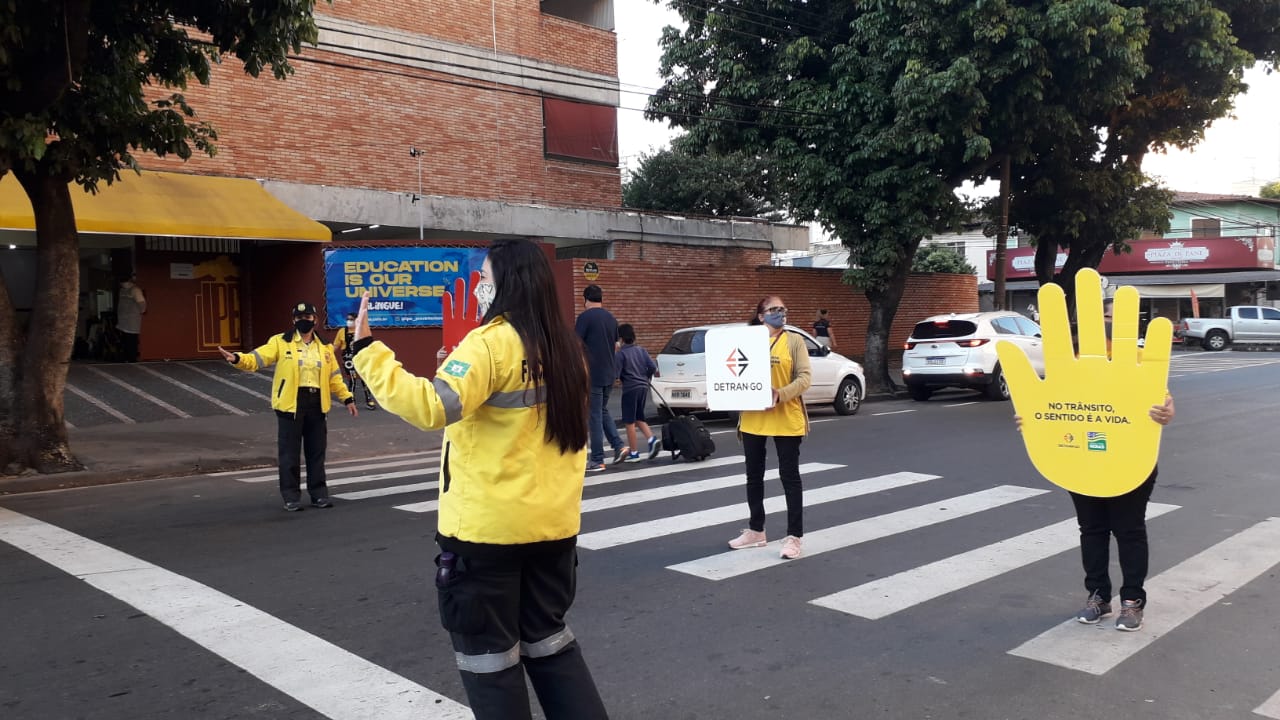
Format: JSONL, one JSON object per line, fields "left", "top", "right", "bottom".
{"left": 615, "top": 3, "right": 1280, "bottom": 197}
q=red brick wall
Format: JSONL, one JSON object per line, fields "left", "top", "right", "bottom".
{"left": 562, "top": 241, "right": 979, "bottom": 359}
{"left": 321, "top": 0, "right": 616, "bottom": 77}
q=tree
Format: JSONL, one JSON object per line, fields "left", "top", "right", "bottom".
{"left": 623, "top": 138, "right": 781, "bottom": 219}
{"left": 0, "top": 1, "right": 321, "bottom": 473}
{"left": 647, "top": 1, "right": 1150, "bottom": 392}
{"left": 1261, "top": 181, "right": 1280, "bottom": 199}
{"left": 913, "top": 245, "right": 977, "bottom": 275}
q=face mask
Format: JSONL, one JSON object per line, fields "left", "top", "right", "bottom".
{"left": 294, "top": 319, "right": 315, "bottom": 334}
{"left": 474, "top": 281, "right": 497, "bottom": 317}
{"left": 346, "top": 322, "right": 355, "bottom": 331}
{"left": 763, "top": 312, "right": 786, "bottom": 329}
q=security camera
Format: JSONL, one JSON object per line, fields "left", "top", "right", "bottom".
{"left": 409, "top": 146, "right": 421, "bottom": 158}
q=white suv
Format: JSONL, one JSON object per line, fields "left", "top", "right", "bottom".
{"left": 651, "top": 323, "right": 866, "bottom": 416}
{"left": 901, "top": 312, "right": 1044, "bottom": 401}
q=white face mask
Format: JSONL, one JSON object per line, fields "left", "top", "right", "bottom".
{"left": 474, "top": 281, "right": 497, "bottom": 317}
{"left": 346, "top": 322, "right": 355, "bottom": 331}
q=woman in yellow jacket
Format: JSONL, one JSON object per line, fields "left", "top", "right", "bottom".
{"left": 350, "top": 239, "right": 608, "bottom": 720}
{"left": 728, "top": 295, "right": 812, "bottom": 560}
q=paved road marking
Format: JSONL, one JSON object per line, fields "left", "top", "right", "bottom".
{"left": 944, "top": 402, "right": 979, "bottom": 408}
{"left": 579, "top": 471, "right": 941, "bottom": 550}
{"left": 872, "top": 409, "right": 915, "bottom": 416}
{"left": 812, "top": 503, "right": 1180, "bottom": 620}
{"left": 233, "top": 455, "right": 441, "bottom": 483}
{"left": 336, "top": 480, "right": 438, "bottom": 501}
{"left": 1256, "top": 689, "right": 1280, "bottom": 718}
{"left": 1010, "top": 516, "right": 1280, "bottom": 676}
{"left": 582, "top": 463, "right": 844, "bottom": 513}
{"left": 211, "top": 450, "right": 441, "bottom": 477}
{"left": 0, "top": 507, "right": 472, "bottom": 720}
{"left": 84, "top": 365, "right": 191, "bottom": 419}
{"left": 65, "top": 382, "right": 135, "bottom": 424}
{"left": 670, "top": 485, "right": 1047, "bottom": 581}
{"left": 390, "top": 456, "right": 755, "bottom": 514}
{"left": 180, "top": 362, "right": 271, "bottom": 400}
{"left": 136, "top": 364, "right": 249, "bottom": 416}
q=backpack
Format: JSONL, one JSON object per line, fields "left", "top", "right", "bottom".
{"left": 649, "top": 383, "right": 716, "bottom": 462}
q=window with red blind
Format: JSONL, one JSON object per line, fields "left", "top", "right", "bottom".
{"left": 542, "top": 97, "right": 618, "bottom": 166}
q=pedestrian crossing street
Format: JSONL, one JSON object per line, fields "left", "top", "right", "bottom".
{"left": 1168, "top": 352, "right": 1280, "bottom": 377}
{"left": 223, "top": 450, "right": 1280, "bottom": 717}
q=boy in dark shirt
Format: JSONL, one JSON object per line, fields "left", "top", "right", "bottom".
{"left": 615, "top": 324, "right": 661, "bottom": 461}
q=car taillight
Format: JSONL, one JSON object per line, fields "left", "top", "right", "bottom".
{"left": 904, "top": 342, "right": 917, "bottom": 350}
{"left": 954, "top": 339, "right": 990, "bottom": 348}
{"left": 653, "top": 367, "right": 661, "bottom": 378}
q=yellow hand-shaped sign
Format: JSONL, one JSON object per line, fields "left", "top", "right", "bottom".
{"left": 997, "top": 268, "right": 1172, "bottom": 497}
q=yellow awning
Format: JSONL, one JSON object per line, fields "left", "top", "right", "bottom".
{"left": 0, "top": 170, "right": 331, "bottom": 242}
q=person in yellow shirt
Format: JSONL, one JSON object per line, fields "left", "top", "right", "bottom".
{"left": 219, "top": 302, "right": 356, "bottom": 512}
{"left": 728, "top": 295, "right": 812, "bottom": 560}
{"left": 349, "top": 239, "right": 609, "bottom": 720}
{"left": 333, "top": 312, "right": 377, "bottom": 410}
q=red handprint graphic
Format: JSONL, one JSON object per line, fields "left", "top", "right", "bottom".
{"left": 441, "top": 271, "right": 482, "bottom": 355}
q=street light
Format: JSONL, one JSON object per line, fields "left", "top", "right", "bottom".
{"left": 409, "top": 146, "right": 424, "bottom": 241}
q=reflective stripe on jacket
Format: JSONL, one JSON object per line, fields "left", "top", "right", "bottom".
{"left": 353, "top": 316, "right": 587, "bottom": 545}
{"left": 233, "top": 332, "right": 351, "bottom": 414}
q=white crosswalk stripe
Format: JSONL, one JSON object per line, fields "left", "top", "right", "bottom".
{"left": 579, "top": 471, "right": 941, "bottom": 550}
{"left": 212, "top": 450, "right": 441, "bottom": 478}
{"left": 670, "top": 485, "right": 1048, "bottom": 580}
{"left": 1169, "top": 353, "right": 1280, "bottom": 375}
{"left": 811, "top": 503, "right": 1179, "bottom": 620}
{"left": 232, "top": 454, "right": 440, "bottom": 484}
{"left": 1010, "top": 516, "right": 1280, "bottom": 675}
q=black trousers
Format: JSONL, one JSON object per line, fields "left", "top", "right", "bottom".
{"left": 120, "top": 332, "right": 139, "bottom": 362}
{"left": 344, "top": 371, "right": 373, "bottom": 405}
{"left": 1069, "top": 467, "right": 1157, "bottom": 604}
{"left": 276, "top": 388, "right": 328, "bottom": 503}
{"left": 742, "top": 432, "right": 804, "bottom": 537}
{"left": 435, "top": 536, "right": 608, "bottom": 720}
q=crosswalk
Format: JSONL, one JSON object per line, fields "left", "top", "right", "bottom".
{"left": 219, "top": 450, "right": 1280, "bottom": 714}
{"left": 1168, "top": 352, "right": 1280, "bottom": 377}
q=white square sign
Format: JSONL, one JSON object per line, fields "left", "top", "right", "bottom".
{"left": 704, "top": 325, "right": 772, "bottom": 411}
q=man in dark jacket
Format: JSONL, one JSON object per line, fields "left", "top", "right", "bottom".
{"left": 575, "top": 285, "right": 627, "bottom": 471}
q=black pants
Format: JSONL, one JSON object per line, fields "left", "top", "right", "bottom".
{"left": 276, "top": 388, "right": 328, "bottom": 503}
{"left": 434, "top": 536, "right": 608, "bottom": 720}
{"left": 343, "top": 371, "right": 373, "bottom": 405}
{"left": 1069, "top": 467, "right": 1157, "bottom": 605}
{"left": 120, "top": 332, "right": 139, "bottom": 362}
{"left": 742, "top": 432, "right": 804, "bottom": 537}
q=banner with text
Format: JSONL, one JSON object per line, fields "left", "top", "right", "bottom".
{"left": 323, "top": 247, "right": 487, "bottom": 327}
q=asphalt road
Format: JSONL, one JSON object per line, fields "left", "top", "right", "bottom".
{"left": 3, "top": 351, "right": 1280, "bottom": 720}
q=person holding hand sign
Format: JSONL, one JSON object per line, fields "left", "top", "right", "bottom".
{"left": 219, "top": 302, "right": 356, "bottom": 512}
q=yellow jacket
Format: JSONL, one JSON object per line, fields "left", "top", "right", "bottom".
{"left": 232, "top": 331, "right": 352, "bottom": 414}
{"left": 353, "top": 316, "right": 587, "bottom": 545}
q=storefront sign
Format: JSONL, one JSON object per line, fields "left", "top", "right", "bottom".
{"left": 704, "top": 325, "right": 772, "bottom": 411}
{"left": 169, "top": 262, "right": 194, "bottom": 280}
{"left": 583, "top": 261, "right": 599, "bottom": 280}
{"left": 988, "top": 236, "right": 1275, "bottom": 279}
{"left": 323, "top": 247, "right": 487, "bottom": 327}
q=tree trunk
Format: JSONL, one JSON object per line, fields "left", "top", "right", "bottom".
{"left": 0, "top": 264, "right": 18, "bottom": 470}
{"left": 861, "top": 244, "right": 918, "bottom": 394}
{"left": 12, "top": 168, "right": 82, "bottom": 473}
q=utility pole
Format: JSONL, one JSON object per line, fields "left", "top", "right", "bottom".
{"left": 993, "top": 155, "right": 1011, "bottom": 310}
{"left": 409, "top": 146, "right": 424, "bottom": 241}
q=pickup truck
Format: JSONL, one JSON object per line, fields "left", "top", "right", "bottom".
{"left": 1178, "top": 305, "right": 1280, "bottom": 351}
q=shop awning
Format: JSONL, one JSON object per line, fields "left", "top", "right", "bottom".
{"left": 0, "top": 171, "right": 331, "bottom": 242}
{"left": 989, "top": 269, "right": 1280, "bottom": 293}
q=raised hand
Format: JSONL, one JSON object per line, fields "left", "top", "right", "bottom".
{"left": 354, "top": 291, "right": 373, "bottom": 341}
{"left": 996, "top": 268, "right": 1173, "bottom": 497}
{"left": 441, "top": 271, "right": 482, "bottom": 354}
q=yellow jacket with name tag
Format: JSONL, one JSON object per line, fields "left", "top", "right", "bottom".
{"left": 353, "top": 316, "right": 587, "bottom": 545}
{"left": 231, "top": 331, "right": 352, "bottom": 414}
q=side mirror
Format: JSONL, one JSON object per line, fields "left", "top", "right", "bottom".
{"left": 821, "top": 345, "right": 832, "bottom": 356}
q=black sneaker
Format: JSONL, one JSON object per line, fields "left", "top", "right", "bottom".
{"left": 311, "top": 498, "right": 334, "bottom": 509}
{"left": 1116, "top": 599, "right": 1144, "bottom": 632}
{"left": 612, "top": 445, "right": 630, "bottom": 464}
{"left": 1076, "top": 591, "right": 1112, "bottom": 624}
{"left": 284, "top": 501, "right": 304, "bottom": 512}
{"left": 365, "top": 400, "right": 377, "bottom": 410}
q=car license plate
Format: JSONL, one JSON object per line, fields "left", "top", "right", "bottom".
{"left": 671, "top": 389, "right": 692, "bottom": 399}
{"left": 927, "top": 357, "right": 946, "bottom": 366}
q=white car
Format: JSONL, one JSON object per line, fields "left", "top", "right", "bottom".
{"left": 901, "top": 311, "right": 1045, "bottom": 401}
{"left": 650, "top": 323, "right": 866, "bottom": 416}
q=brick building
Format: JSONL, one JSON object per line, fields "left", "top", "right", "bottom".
{"left": 0, "top": 0, "right": 971, "bottom": 375}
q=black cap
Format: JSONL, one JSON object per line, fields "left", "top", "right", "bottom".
{"left": 291, "top": 302, "right": 318, "bottom": 316}
{"left": 583, "top": 285, "right": 603, "bottom": 303}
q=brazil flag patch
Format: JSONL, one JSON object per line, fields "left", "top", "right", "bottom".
{"left": 442, "top": 360, "right": 471, "bottom": 378}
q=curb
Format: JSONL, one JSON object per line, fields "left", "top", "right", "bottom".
{"left": 0, "top": 454, "right": 281, "bottom": 496}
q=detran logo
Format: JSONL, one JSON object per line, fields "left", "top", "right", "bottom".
{"left": 725, "top": 348, "right": 749, "bottom": 377}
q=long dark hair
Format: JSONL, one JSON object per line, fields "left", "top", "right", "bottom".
{"left": 483, "top": 239, "right": 589, "bottom": 453}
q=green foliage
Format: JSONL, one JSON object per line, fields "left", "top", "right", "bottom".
{"left": 913, "top": 244, "right": 977, "bottom": 275}
{"left": 622, "top": 138, "right": 781, "bottom": 219}
{"left": 0, "top": 0, "right": 321, "bottom": 188}
{"left": 1261, "top": 181, "right": 1280, "bottom": 200}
